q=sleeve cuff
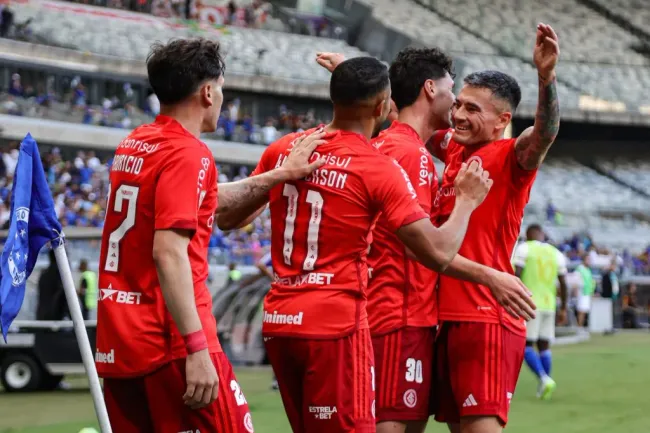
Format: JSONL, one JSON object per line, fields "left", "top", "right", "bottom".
{"left": 155, "top": 218, "right": 197, "bottom": 232}
{"left": 400, "top": 211, "right": 429, "bottom": 228}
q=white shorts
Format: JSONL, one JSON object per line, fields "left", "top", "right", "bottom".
{"left": 577, "top": 295, "right": 591, "bottom": 313}
{"left": 526, "top": 310, "right": 555, "bottom": 342}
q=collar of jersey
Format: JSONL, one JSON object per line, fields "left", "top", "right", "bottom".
{"left": 389, "top": 120, "right": 423, "bottom": 144}
{"left": 321, "top": 128, "right": 369, "bottom": 144}
{"left": 154, "top": 114, "right": 193, "bottom": 135}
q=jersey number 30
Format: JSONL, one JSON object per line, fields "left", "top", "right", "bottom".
{"left": 282, "top": 184, "right": 323, "bottom": 271}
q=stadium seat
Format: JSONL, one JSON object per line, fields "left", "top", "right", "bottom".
{"left": 419, "top": 0, "right": 648, "bottom": 65}
{"left": 10, "top": 1, "right": 368, "bottom": 83}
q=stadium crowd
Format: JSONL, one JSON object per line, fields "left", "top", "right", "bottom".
{"left": 0, "top": 138, "right": 647, "bottom": 275}
{"left": 1, "top": 73, "right": 329, "bottom": 145}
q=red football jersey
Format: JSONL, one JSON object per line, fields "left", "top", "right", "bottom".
{"left": 431, "top": 129, "right": 537, "bottom": 335}
{"left": 367, "top": 121, "right": 439, "bottom": 336}
{"left": 96, "top": 115, "right": 221, "bottom": 378}
{"left": 252, "top": 128, "right": 428, "bottom": 339}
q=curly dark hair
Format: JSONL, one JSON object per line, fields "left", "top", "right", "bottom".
{"left": 389, "top": 47, "right": 454, "bottom": 110}
{"left": 146, "top": 38, "right": 226, "bottom": 105}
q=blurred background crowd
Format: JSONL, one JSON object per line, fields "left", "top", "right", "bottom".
{"left": 0, "top": 0, "right": 648, "bottom": 284}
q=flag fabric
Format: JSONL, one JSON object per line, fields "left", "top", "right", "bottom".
{"left": 0, "top": 134, "right": 63, "bottom": 340}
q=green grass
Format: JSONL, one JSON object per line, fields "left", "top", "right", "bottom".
{"left": 1, "top": 333, "right": 649, "bottom": 433}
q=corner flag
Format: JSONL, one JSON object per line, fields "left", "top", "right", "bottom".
{"left": 0, "top": 134, "right": 63, "bottom": 340}
{"left": 0, "top": 134, "right": 112, "bottom": 432}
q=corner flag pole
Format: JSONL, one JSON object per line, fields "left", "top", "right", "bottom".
{"left": 53, "top": 243, "right": 113, "bottom": 433}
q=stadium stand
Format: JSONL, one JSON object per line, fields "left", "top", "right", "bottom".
{"left": 0, "top": 0, "right": 649, "bottom": 273}
{"left": 9, "top": 0, "right": 367, "bottom": 83}
{"left": 587, "top": 0, "right": 650, "bottom": 39}
{"left": 597, "top": 159, "right": 650, "bottom": 195}
{"left": 529, "top": 159, "right": 650, "bottom": 214}
{"left": 359, "top": 0, "right": 650, "bottom": 113}
{"left": 356, "top": 0, "right": 498, "bottom": 55}
{"left": 420, "top": 0, "right": 648, "bottom": 65}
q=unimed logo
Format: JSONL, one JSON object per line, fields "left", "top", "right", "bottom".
{"left": 95, "top": 349, "right": 115, "bottom": 364}
{"left": 263, "top": 311, "right": 304, "bottom": 325}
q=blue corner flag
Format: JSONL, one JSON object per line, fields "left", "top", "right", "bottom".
{"left": 0, "top": 134, "right": 63, "bottom": 340}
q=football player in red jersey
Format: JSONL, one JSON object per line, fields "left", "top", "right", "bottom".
{"left": 427, "top": 24, "right": 561, "bottom": 433}
{"left": 316, "top": 48, "right": 535, "bottom": 433}
{"left": 220, "top": 56, "right": 494, "bottom": 433}
{"left": 96, "top": 38, "right": 325, "bottom": 433}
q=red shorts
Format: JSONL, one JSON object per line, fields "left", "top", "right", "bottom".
{"left": 372, "top": 326, "right": 435, "bottom": 422}
{"left": 104, "top": 352, "right": 254, "bottom": 433}
{"left": 433, "top": 322, "right": 525, "bottom": 426}
{"left": 264, "top": 328, "right": 375, "bottom": 433}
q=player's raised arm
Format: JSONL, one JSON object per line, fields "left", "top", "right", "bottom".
{"left": 515, "top": 23, "right": 560, "bottom": 170}
{"left": 394, "top": 160, "right": 491, "bottom": 272}
{"left": 216, "top": 130, "right": 326, "bottom": 230}
{"left": 315, "top": 52, "right": 346, "bottom": 72}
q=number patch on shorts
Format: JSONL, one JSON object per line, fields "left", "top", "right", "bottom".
{"left": 230, "top": 380, "right": 248, "bottom": 406}
{"left": 405, "top": 358, "right": 423, "bottom": 384}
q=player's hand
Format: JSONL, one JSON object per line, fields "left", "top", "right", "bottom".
{"left": 557, "top": 308, "right": 567, "bottom": 325}
{"left": 453, "top": 160, "right": 493, "bottom": 209}
{"left": 533, "top": 23, "right": 559, "bottom": 83}
{"left": 316, "top": 52, "right": 346, "bottom": 72}
{"left": 281, "top": 129, "right": 327, "bottom": 180}
{"left": 184, "top": 349, "right": 219, "bottom": 410}
{"left": 486, "top": 271, "right": 536, "bottom": 321}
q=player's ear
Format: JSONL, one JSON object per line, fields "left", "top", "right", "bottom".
{"left": 496, "top": 111, "right": 512, "bottom": 131}
{"left": 200, "top": 83, "right": 213, "bottom": 108}
{"left": 373, "top": 96, "right": 386, "bottom": 118}
{"left": 423, "top": 79, "right": 436, "bottom": 100}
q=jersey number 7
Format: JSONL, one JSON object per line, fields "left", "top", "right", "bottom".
{"left": 282, "top": 184, "right": 324, "bottom": 271}
{"left": 104, "top": 184, "right": 139, "bottom": 272}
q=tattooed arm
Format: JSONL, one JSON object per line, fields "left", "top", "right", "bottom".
{"left": 515, "top": 23, "right": 561, "bottom": 170}
{"left": 215, "top": 173, "right": 281, "bottom": 230}
{"left": 514, "top": 74, "right": 560, "bottom": 170}
{"left": 216, "top": 130, "right": 326, "bottom": 230}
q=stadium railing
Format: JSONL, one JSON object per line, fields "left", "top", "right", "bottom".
{"left": 0, "top": 114, "right": 264, "bottom": 165}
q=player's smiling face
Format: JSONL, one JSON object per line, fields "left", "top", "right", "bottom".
{"left": 452, "top": 85, "right": 509, "bottom": 147}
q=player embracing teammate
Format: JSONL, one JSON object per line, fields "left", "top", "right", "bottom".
{"left": 96, "top": 22, "right": 559, "bottom": 433}
{"left": 315, "top": 22, "right": 560, "bottom": 433}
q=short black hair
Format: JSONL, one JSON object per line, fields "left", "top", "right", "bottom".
{"left": 463, "top": 70, "right": 521, "bottom": 112}
{"left": 147, "top": 38, "right": 225, "bottom": 105}
{"left": 389, "top": 47, "right": 454, "bottom": 110}
{"left": 526, "top": 223, "right": 543, "bottom": 239}
{"left": 330, "top": 57, "right": 389, "bottom": 105}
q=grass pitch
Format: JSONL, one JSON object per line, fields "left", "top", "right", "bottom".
{"left": 1, "top": 333, "right": 649, "bottom": 433}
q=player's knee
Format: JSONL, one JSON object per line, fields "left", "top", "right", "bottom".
{"left": 377, "top": 421, "right": 407, "bottom": 433}
{"left": 525, "top": 340, "right": 535, "bottom": 347}
{"left": 447, "top": 423, "right": 461, "bottom": 433}
{"left": 405, "top": 420, "right": 428, "bottom": 433}
{"left": 460, "top": 416, "right": 502, "bottom": 433}
{"left": 537, "top": 339, "right": 550, "bottom": 352}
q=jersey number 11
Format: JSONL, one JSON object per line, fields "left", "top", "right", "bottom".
{"left": 282, "top": 184, "right": 324, "bottom": 271}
